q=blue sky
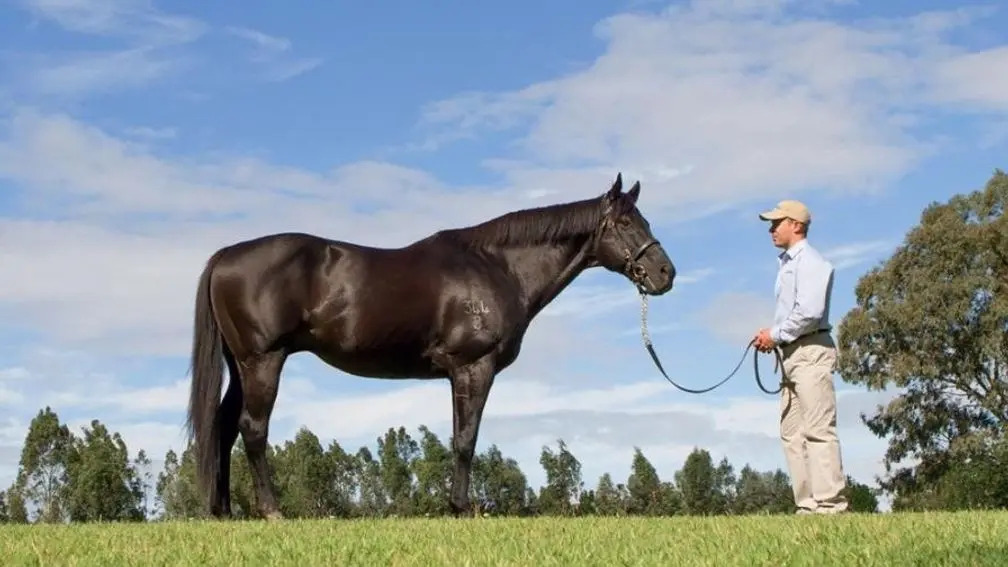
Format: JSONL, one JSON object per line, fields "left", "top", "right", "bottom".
{"left": 1, "top": 0, "right": 1007, "bottom": 512}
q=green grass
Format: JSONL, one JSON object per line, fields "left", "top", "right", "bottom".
{"left": 1, "top": 511, "right": 1006, "bottom": 566}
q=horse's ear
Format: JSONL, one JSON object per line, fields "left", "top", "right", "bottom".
{"left": 605, "top": 172, "right": 623, "bottom": 203}
{"left": 627, "top": 180, "right": 640, "bottom": 204}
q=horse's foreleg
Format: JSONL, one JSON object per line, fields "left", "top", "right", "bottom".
{"left": 448, "top": 356, "right": 496, "bottom": 516}
{"left": 236, "top": 350, "right": 287, "bottom": 520}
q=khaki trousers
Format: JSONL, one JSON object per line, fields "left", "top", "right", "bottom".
{"left": 779, "top": 332, "right": 848, "bottom": 514}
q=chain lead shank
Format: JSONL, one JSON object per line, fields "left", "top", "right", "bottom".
{"left": 638, "top": 292, "right": 787, "bottom": 395}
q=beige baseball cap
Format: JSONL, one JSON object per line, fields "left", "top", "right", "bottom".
{"left": 759, "top": 199, "right": 810, "bottom": 223}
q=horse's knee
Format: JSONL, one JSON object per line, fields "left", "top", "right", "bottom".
{"left": 238, "top": 413, "right": 269, "bottom": 449}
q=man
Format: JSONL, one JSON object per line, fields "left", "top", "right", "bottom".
{"left": 753, "top": 199, "right": 848, "bottom": 515}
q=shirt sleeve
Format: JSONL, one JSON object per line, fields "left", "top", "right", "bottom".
{"left": 771, "top": 256, "right": 833, "bottom": 344}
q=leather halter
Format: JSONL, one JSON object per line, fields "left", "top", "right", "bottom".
{"left": 594, "top": 216, "right": 661, "bottom": 290}
{"left": 624, "top": 238, "right": 661, "bottom": 289}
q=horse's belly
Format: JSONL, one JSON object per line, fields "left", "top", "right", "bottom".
{"left": 311, "top": 342, "right": 445, "bottom": 379}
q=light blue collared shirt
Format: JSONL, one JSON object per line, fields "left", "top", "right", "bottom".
{"left": 771, "top": 239, "right": 834, "bottom": 344}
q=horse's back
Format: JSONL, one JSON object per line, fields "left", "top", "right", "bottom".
{"left": 207, "top": 230, "right": 450, "bottom": 318}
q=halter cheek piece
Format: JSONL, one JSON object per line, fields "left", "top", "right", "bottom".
{"left": 596, "top": 217, "right": 661, "bottom": 288}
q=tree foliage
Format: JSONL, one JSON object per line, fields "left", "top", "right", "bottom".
{"left": 537, "top": 439, "right": 583, "bottom": 516}
{"left": 155, "top": 446, "right": 202, "bottom": 520}
{"left": 591, "top": 473, "right": 628, "bottom": 516}
{"left": 273, "top": 427, "right": 337, "bottom": 518}
{"left": 838, "top": 169, "right": 1008, "bottom": 508}
{"left": 377, "top": 426, "right": 419, "bottom": 516}
{"left": 675, "top": 448, "right": 735, "bottom": 515}
{"left": 412, "top": 425, "right": 452, "bottom": 516}
{"left": 732, "top": 465, "right": 793, "bottom": 515}
{"left": 13, "top": 407, "right": 73, "bottom": 523}
{"left": 63, "top": 419, "right": 146, "bottom": 522}
{"left": 471, "top": 444, "right": 529, "bottom": 516}
{"left": 627, "top": 447, "right": 661, "bottom": 515}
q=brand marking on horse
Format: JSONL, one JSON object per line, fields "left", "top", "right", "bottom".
{"left": 463, "top": 299, "right": 490, "bottom": 315}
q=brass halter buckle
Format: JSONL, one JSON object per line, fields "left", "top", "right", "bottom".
{"left": 623, "top": 239, "right": 660, "bottom": 287}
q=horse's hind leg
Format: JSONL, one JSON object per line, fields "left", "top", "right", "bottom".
{"left": 211, "top": 349, "right": 243, "bottom": 517}
{"left": 235, "top": 350, "right": 287, "bottom": 520}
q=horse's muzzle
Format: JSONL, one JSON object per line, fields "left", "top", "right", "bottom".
{"left": 625, "top": 240, "right": 674, "bottom": 295}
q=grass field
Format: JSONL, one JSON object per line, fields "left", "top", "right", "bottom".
{"left": 1, "top": 511, "right": 1006, "bottom": 566}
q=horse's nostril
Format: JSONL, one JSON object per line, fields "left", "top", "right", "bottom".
{"left": 661, "top": 265, "right": 670, "bottom": 275}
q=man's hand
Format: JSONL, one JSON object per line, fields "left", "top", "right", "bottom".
{"left": 753, "top": 328, "right": 776, "bottom": 353}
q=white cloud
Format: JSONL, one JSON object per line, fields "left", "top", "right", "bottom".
{"left": 25, "top": 48, "right": 187, "bottom": 96}
{"left": 419, "top": 2, "right": 1008, "bottom": 221}
{"left": 541, "top": 283, "right": 641, "bottom": 318}
{"left": 225, "top": 26, "right": 292, "bottom": 53}
{"left": 0, "top": 385, "right": 24, "bottom": 406}
{"left": 54, "top": 380, "right": 190, "bottom": 416}
{"left": 822, "top": 239, "right": 898, "bottom": 271}
{"left": 693, "top": 291, "right": 776, "bottom": 344}
{"left": 122, "top": 125, "right": 177, "bottom": 141}
{"left": 676, "top": 267, "right": 715, "bottom": 285}
{"left": 224, "top": 25, "right": 323, "bottom": 82}
{"left": 20, "top": 0, "right": 205, "bottom": 44}
{"left": 12, "top": 0, "right": 205, "bottom": 96}
{"left": 0, "top": 417, "right": 26, "bottom": 484}
{"left": 0, "top": 110, "right": 570, "bottom": 226}
{"left": 0, "top": 109, "right": 290, "bottom": 216}
{"left": 423, "top": 9, "right": 920, "bottom": 206}
{"left": 0, "top": 367, "right": 31, "bottom": 382}
{"left": 0, "top": 219, "right": 213, "bottom": 354}
{"left": 931, "top": 46, "right": 1008, "bottom": 111}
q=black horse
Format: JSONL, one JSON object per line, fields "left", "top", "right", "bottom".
{"left": 186, "top": 173, "right": 675, "bottom": 519}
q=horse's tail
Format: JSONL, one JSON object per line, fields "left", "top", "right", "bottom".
{"left": 186, "top": 248, "right": 227, "bottom": 513}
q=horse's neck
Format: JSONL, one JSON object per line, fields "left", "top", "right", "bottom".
{"left": 502, "top": 235, "right": 593, "bottom": 316}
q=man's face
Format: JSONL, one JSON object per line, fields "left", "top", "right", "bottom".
{"left": 768, "top": 217, "right": 801, "bottom": 248}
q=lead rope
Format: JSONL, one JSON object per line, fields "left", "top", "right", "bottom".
{"left": 638, "top": 292, "right": 787, "bottom": 395}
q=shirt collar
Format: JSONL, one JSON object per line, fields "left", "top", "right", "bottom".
{"left": 779, "top": 239, "right": 808, "bottom": 262}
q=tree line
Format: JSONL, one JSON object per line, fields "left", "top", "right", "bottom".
{"left": 0, "top": 406, "right": 878, "bottom": 522}
{"left": 3, "top": 169, "right": 1008, "bottom": 523}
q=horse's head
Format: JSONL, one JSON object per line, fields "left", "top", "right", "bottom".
{"left": 593, "top": 173, "right": 675, "bottom": 295}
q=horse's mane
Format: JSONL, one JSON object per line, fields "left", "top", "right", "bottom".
{"left": 438, "top": 197, "right": 603, "bottom": 248}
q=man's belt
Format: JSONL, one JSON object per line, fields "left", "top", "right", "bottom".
{"left": 784, "top": 328, "right": 831, "bottom": 345}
